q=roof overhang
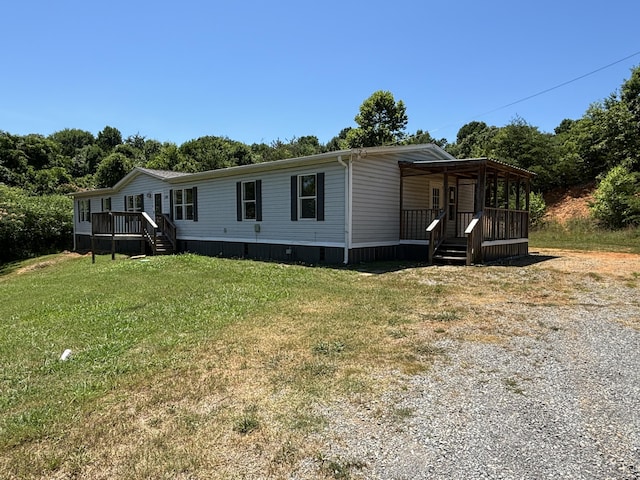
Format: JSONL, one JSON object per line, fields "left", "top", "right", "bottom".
{"left": 399, "top": 157, "right": 535, "bottom": 179}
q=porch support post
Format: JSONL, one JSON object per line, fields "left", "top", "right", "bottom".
{"left": 399, "top": 167, "right": 404, "bottom": 240}
{"left": 505, "top": 173, "right": 511, "bottom": 238}
{"left": 111, "top": 213, "right": 115, "bottom": 261}
{"left": 525, "top": 178, "right": 531, "bottom": 239}
{"left": 443, "top": 169, "right": 449, "bottom": 221}
{"left": 476, "top": 164, "right": 487, "bottom": 213}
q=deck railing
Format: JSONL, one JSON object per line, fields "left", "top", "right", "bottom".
{"left": 483, "top": 208, "right": 529, "bottom": 241}
{"left": 456, "top": 211, "right": 474, "bottom": 237}
{"left": 91, "top": 211, "right": 159, "bottom": 261}
{"left": 464, "top": 211, "right": 484, "bottom": 265}
{"left": 401, "top": 209, "right": 440, "bottom": 240}
{"left": 426, "top": 210, "right": 447, "bottom": 265}
{"left": 156, "top": 214, "right": 177, "bottom": 251}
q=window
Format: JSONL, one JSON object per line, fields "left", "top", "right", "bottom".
{"left": 101, "top": 197, "right": 111, "bottom": 211}
{"left": 172, "top": 187, "right": 198, "bottom": 221}
{"left": 79, "top": 199, "right": 91, "bottom": 222}
{"left": 243, "top": 181, "right": 256, "bottom": 219}
{"left": 299, "top": 174, "right": 316, "bottom": 219}
{"left": 432, "top": 188, "right": 441, "bottom": 211}
{"left": 125, "top": 194, "right": 143, "bottom": 212}
{"left": 291, "top": 173, "right": 324, "bottom": 221}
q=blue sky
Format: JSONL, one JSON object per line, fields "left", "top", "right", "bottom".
{"left": 1, "top": 0, "right": 639, "bottom": 146}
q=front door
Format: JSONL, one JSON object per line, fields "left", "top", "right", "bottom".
{"left": 154, "top": 193, "right": 162, "bottom": 223}
{"left": 447, "top": 185, "right": 457, "bottom": 237}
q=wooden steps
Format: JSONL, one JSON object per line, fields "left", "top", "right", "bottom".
{"left": 153, "top": 234, "right": 175, "bottom": 255}
{"left": 433, "top": 239, "right": 467, "bottom": 265}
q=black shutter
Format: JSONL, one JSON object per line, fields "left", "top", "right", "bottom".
{"left": 192, "top": 187, "right": 198, "bottom": 221}
{"left": 316, "top": 172, "right": 325, "bottom": 221}
{"left": 236, "top": 182, "right": 242, "bottom": 221}
{"left": 169, "top": 190, "right": 174, "bottom": 221}
{"left": 88, "top": 199, "right": 91, "bottom": 223}
{"left": 255, "top": 180, "right": 262, "bottom": 221}
{"left": 140, "top": 194, "right": 144, "bottom": 212}
{"left": 124, "top": 195, "right": 127, "bottom": 212}
{"left": 290, "top": 175, "right": 298, "bottom": 221}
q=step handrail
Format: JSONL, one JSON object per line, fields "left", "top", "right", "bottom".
{"left": 141, "top": 212, "right": 158, "bottom": 255}
{"left": 426, "top": 210, "right": 447, "bottom": 265}
{"left": 464, "top": 211, "right": 483, "bottom": 265}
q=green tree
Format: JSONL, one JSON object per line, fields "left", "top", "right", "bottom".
{"left": 447, "top": 121, "right": 498, "bottom": 159}
{"left": 96, "top": 126, "right": 123, "bottom": 152}
{"left": 49, "top": 129, "right": 95, "bottom": 158}
{"left": 145, "top": 142, "right": 185, "bottom": 170}
{"left": 70, "top": 144, "right": 105, "bottom": 177}
{"left": 590, "top": 165, "right": 640, "bottom": 228}
{"left": 179, "top": 136, "right": 253, "bottom": 171}
{"left": 325, "top": 127, "right": 352, "bottom": 151}
{"left": 346, "top": 91, "right": 408, "bottom": 147}
{"left": 403, "top": 129, "right": 448, "bottom": 148}
{"left": 95, "top": 152, "right": 132, "bottom": 187}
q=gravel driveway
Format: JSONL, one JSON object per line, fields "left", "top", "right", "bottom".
{"left": 313, "top": 251, "right": 640, "bottom": 479}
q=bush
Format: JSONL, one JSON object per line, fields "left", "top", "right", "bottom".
{"left": 590, "top": 165, "right": 640, "bottom": 229}
{"left": 529, "top": 191, "right": 546, "bottom": 228}
{"left": 0, "top": 185, "right": 73, "bottom": 263}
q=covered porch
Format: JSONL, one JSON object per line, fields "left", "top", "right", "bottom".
{"left": 399, "top": 158, "right": 534, "bottom": 265}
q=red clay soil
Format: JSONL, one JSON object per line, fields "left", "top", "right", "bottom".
{"left": 543, "top": 183, "right": 595, "bottom": 224}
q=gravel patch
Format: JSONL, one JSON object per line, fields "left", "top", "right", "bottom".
{"left": 312, "top": 282, "right": 640, "bottom": 479}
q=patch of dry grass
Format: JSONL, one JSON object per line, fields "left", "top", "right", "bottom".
{"left": 2, "top": 250, "right": 639, "bottom": 479}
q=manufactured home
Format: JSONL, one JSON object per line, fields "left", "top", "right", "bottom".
{"left": 71, "top": 144, "right": 534, "bottom": 265}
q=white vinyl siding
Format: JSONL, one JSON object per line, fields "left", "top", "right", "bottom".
{"left": 402, "top": 176, "right": 430, "bottom": 210}
{"left": 351, "top": 155, "right": 401, "bottom": 245}
{"left": 170, "top": 161, "right": 345, "bottom": 245}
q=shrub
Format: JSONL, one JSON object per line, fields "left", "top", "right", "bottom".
{"left": 0, "top": 185, "right": 73, "bottom": 263}
{"left": 529, "top": 191, "right": 546, "bottom": 228}
{"left": 590, "top": 165, "right": 640, "bottom": 229}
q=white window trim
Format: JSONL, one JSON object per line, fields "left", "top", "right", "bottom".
{"left": 298, "top": 174, "right": 317, "bottom": 220}
{"left": 79, "top": 199, "right": 90, "bottom": 222}
{"left": 242, "top": 181, "right": 257, "bottom": 221}
{"left": 432, "top": 187, "right": 441, "bottom": 211}
{"left": 125, "top": 194, "right": 143, "bottom": 212}
{"left": 174, "top": 188, "right": 194, "bottom": 221}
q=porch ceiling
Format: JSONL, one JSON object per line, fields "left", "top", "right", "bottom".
{"left": 399, "top": 158, "right": 535, "bottom": 179}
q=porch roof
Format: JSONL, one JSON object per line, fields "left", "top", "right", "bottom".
{"left": 398, "top": 157, "right": 535, "bottom": 179}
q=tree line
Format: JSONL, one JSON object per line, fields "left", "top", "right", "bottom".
{"left": 1, "top": 66, "right": 639, "bottom": 262}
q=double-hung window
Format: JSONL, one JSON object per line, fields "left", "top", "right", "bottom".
{"left": 291, "top": 172, "right": 324, "bottom": 221}
{"left": 236, "top": 180, "right": 262, "bottom": 221}
{"left": 101, "top": 197, "right": 112, "bottom": 211}
{"left": 79, "top": 199, "right": 91, "bottom": 222}
{"left": 432, "top": 188, "right": 441, "bottom": 211}
{"left": 172, "top": 187, "right": 198, "bottom": 221}
{"left": 243, "top": 181, "right": 256, "bottom": 220}
{"left": 298, "top": 174, "right": 317, "bottom": 219}
{"left": 125, "top": 194, "right": 143, "bottom": 212}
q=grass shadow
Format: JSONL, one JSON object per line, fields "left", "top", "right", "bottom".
{"left": 487, "top": 253, "right": 558, "bottom": 267}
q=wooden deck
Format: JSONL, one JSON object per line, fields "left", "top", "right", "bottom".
{"left": 90, "top": 212, "right": 176, "bottom": 262}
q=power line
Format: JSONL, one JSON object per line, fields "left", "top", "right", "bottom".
{"left": 426, "top": 49, "right": 640, "bottom": 138}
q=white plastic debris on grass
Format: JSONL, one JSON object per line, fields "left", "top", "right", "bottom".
{"left": 60, "top": 349, "right": 72, "bottom": 361}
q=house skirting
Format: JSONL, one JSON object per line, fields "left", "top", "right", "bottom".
{"left": 76, "top": 234, "right": 148, "bottom": 256}
{"left": 481, "top": 240, "right": 528, "bottom": 262}
{"left": 75, "top": 234, "right": 527, "bottom": 265}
